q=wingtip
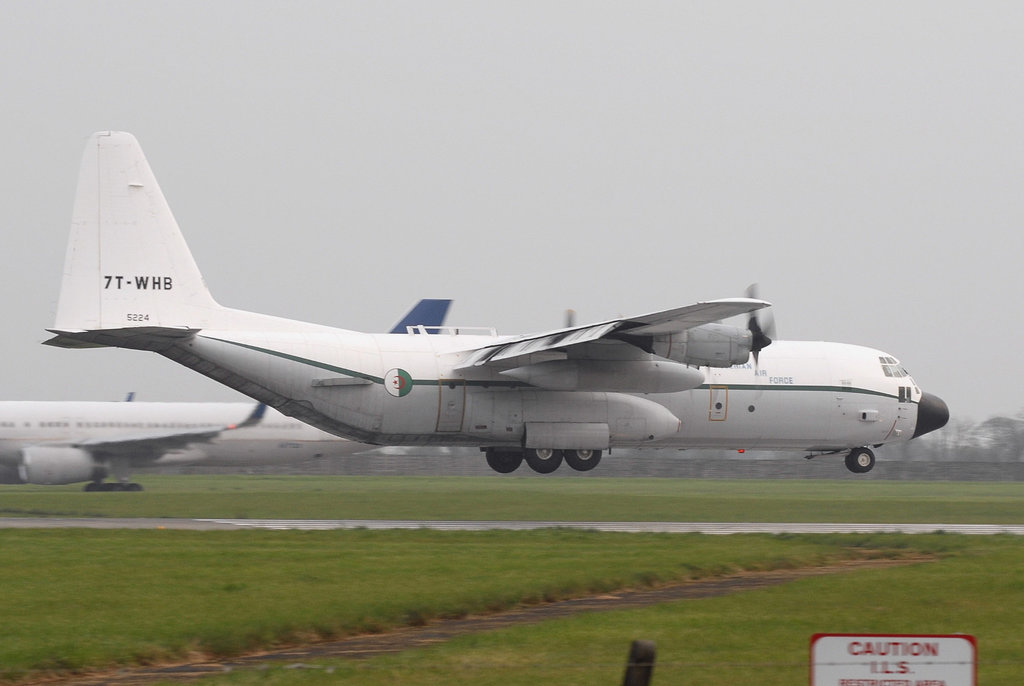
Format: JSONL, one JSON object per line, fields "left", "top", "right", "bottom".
{"left": 229, "top": 403, "right": 268, "bottom": 430}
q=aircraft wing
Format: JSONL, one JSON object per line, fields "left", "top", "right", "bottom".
{"left": 455, "top": 298, "right": 769, "bottom": 369}
{"left": 72, "top": 403, "right": 266, "bottom": 462}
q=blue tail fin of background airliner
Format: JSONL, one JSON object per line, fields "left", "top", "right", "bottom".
{"left": 390, "top": 299, "right": 452, "bottom": 333}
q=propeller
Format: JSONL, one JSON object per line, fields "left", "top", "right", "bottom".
{"left": 745, "top": 284, "right": 776, "bottom": 365}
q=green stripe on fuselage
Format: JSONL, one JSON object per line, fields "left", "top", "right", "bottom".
{"left": 700, "top": 383, "right": 896, "bottom": 399}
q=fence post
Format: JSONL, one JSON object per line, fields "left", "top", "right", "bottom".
{"left": 622, "top": 640, "right": 656, "bottom": 686}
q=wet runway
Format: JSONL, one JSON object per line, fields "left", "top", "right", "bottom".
{"left": 2, "top": 517, "right": 1023, "bottom": 534}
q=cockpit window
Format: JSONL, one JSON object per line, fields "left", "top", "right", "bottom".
{"left": 879, "top": 356, "right": 908, "bottom": 378}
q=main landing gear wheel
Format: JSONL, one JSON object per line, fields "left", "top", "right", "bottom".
{"left": 564, "top": 449, "right": 602, "bottom": 472}
{"left": 524, "top": 448, "right": 563, "bottom": 474}
{"left": 845, "top": 447, "right": 876, "bottom": 474}
{"left": 485, "top": 449, "right": 523, "bottom": 474}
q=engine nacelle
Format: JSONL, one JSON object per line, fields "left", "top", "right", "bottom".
{"left": 19, "top": 446, "right": 99, "bottom": 485}
{"left": 652, "top": 323, "right": 753, "bottom": 368}
{"left": 501, "top": 359, "right": 704, "bottom": 393}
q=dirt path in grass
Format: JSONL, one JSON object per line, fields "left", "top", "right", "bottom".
{"left": 23, "top": 557, "right": 928, "bottom": 685}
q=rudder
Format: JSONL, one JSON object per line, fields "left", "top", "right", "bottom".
{"left": 53, "top": 132, "right": 221, "bottom": 334}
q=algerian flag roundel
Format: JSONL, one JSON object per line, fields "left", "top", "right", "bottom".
{"left": 384, "top": 368, "right": 413, "bottom": 397}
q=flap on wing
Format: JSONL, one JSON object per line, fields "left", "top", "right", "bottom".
{"left": 454, "top": 298, "right": 768, "bottom": 370}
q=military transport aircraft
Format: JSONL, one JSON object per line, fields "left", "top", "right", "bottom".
{"left": 4, "top": 299, "right": 451, "bottom": 491}
{"left": 44, "top": 132, "right": 948, "bottom": 476}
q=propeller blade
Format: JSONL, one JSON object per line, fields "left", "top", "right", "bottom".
{"left": 745, "top": 284, "right": 775, "bottom": 364}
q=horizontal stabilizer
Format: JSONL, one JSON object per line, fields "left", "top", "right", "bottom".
{"left": 43, "top": 326, "right": 199, "bottom": 351}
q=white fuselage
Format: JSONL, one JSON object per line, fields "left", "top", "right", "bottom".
{"left": 45, "top": 132, "right": 947, "bottom": 475}
{"left": 173, "top": 330, "right": 922, "bottom": 453}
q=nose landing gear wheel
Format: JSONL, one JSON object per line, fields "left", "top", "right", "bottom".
{"left": 845, "top": 447, "right": 876, "bottom": 474}
{"left": 564, "top": 449, "right": 602, "bottom": 472}
{"left": 524, "top": 448, "right": 563, "bottom": 474}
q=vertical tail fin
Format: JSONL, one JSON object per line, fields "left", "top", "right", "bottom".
{"left": 52, "top": 131, "right": 221, "bottom": 337}
{"left": 389, "top": 299, "right": 453, "bottom": 333}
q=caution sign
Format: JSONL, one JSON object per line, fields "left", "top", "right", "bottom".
{"left": 810, "top": 634, "right": 976, "bottom": 686}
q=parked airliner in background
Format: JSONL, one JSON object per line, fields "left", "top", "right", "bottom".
{"left": 0, "top": 402, "right": 345, "bottom": 490}
{"left": 4, "top": 299, "right": 451, "bottom": 491}
{"left": 45, "top": 132, "right": 949, "bottom": 476}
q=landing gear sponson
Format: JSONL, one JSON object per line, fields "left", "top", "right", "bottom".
{"left": 484, "top": 448, "right": 603, "bottom": 474}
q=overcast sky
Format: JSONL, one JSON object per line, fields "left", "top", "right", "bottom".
{"left": 2, "top": 2, "right": 1021, "bottom": 423}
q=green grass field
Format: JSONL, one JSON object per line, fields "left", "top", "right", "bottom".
{"left": 1, "top": 476, "right": 1023, "bottom": 684}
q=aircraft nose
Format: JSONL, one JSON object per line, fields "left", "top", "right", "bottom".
{"left": 913, "top": 392, "right": 950, "bottom": 438}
